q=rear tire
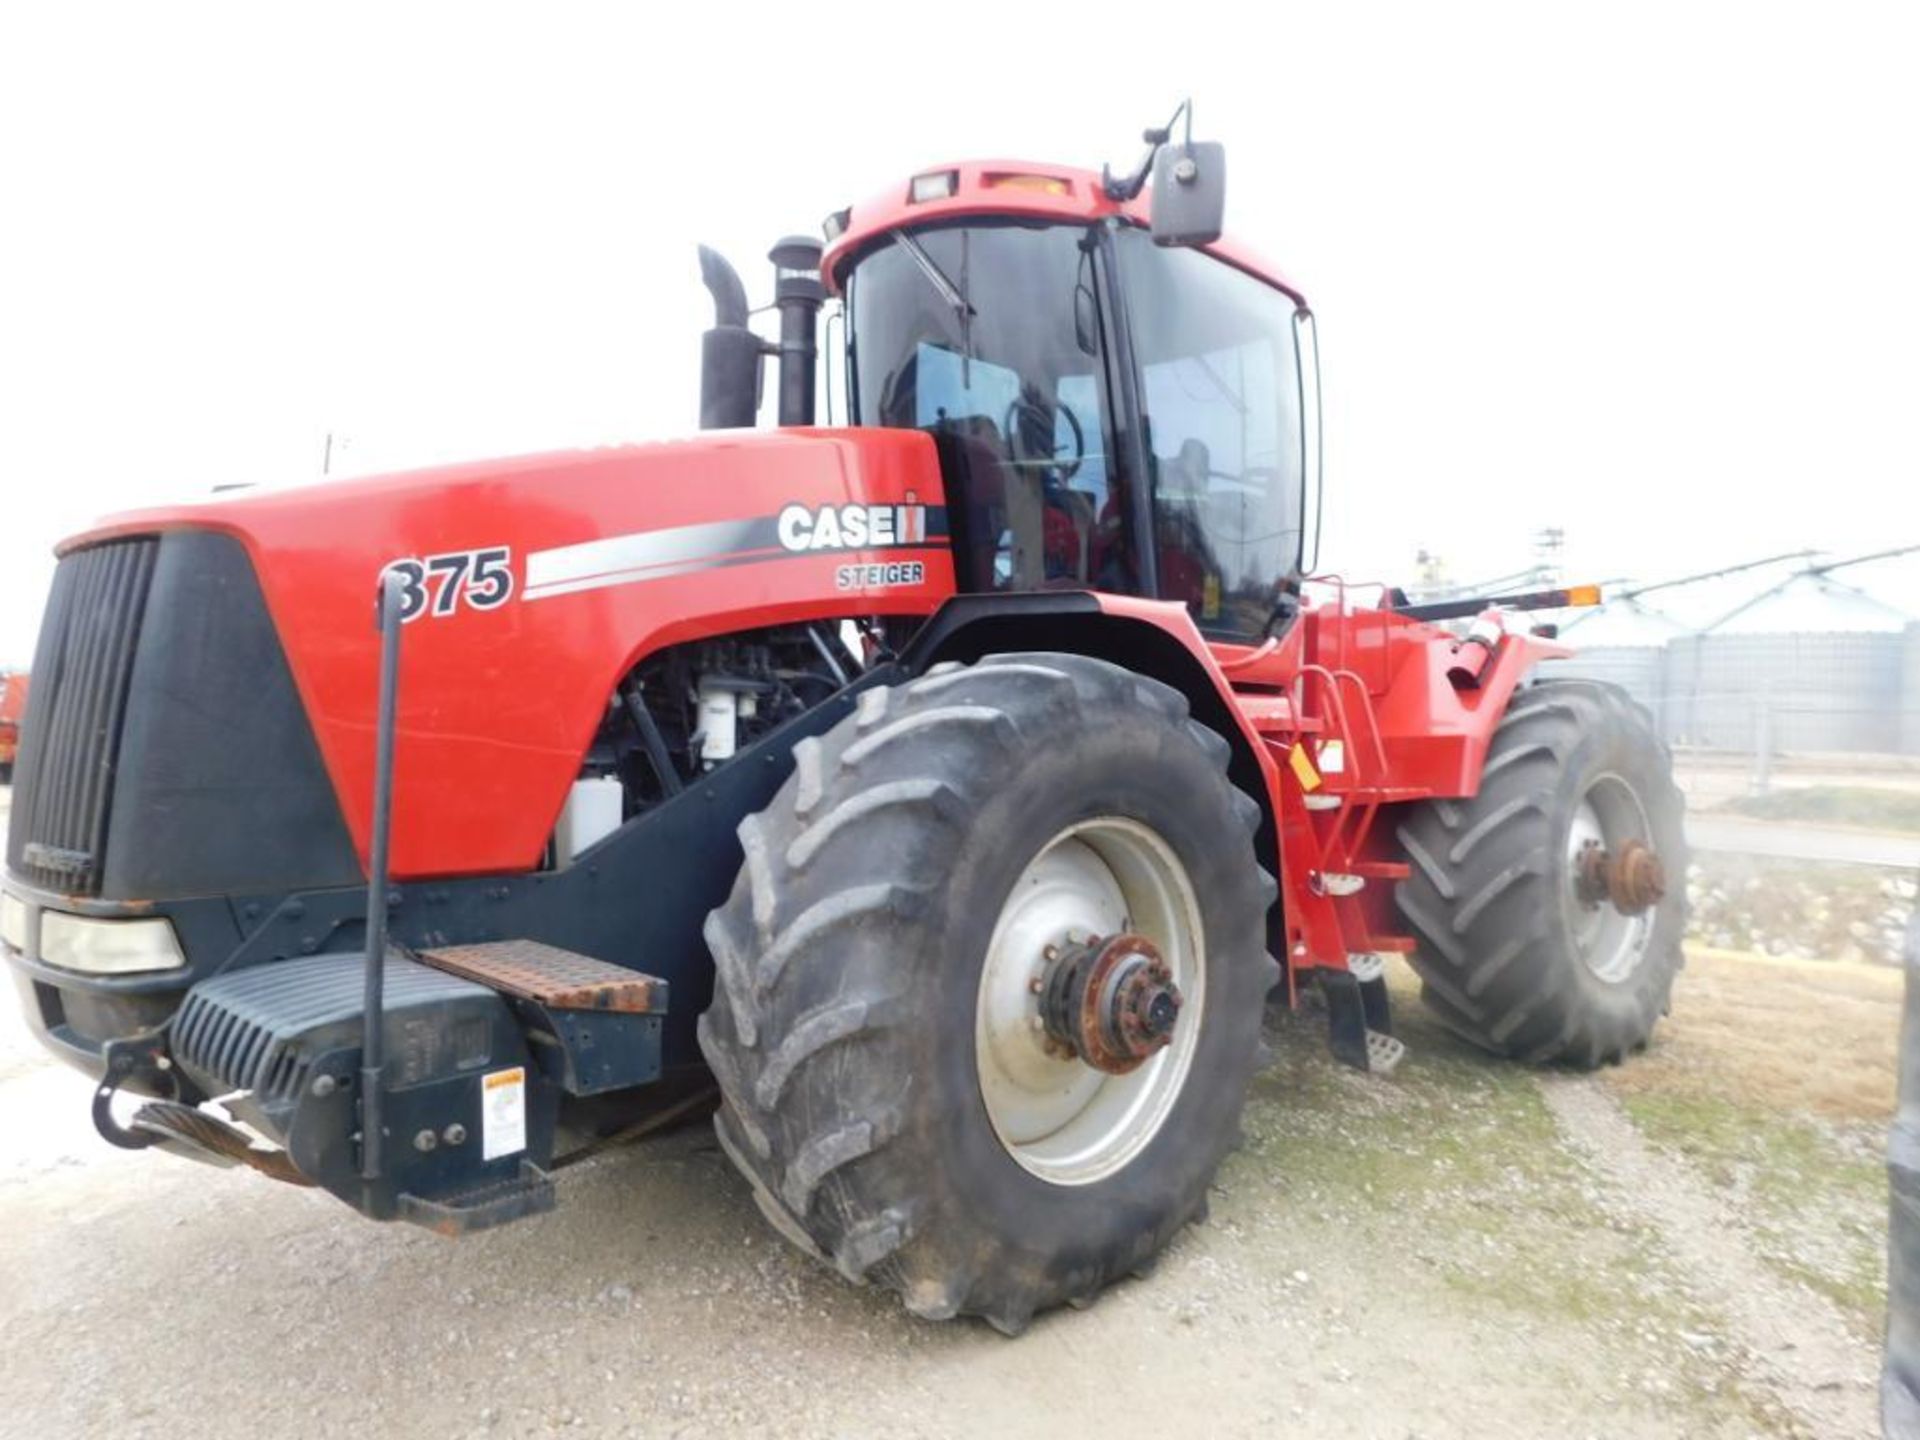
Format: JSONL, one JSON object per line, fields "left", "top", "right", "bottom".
{"left": 697, "top": 653, "right": 1277, "bottom": 1331}
{"left": 1392, "top": 678, "right": 1688, "bottom": 1067}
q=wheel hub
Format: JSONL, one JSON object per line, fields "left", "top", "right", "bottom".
{"left": 1574, "top": 837, "right": 1667, "bottom": 916}
{"left": 975, "top": 817, "right": 1205, "bottom": 1186}
{"left": 1038, "top": 933, "right": 1183, "bottom": 1075}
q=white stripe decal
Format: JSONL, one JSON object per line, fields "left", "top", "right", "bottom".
{"left": 523, "top": 519, "right": 774, "bottom": 600}
{"left": 522, "top": 508, "right": 945, "bottom": 603}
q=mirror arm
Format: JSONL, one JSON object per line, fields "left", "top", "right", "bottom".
{"left": 1103, "top": 99, "right": 1192, "bottom": 202}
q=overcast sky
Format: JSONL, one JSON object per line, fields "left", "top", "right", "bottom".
{"left": 2, "top": 2, "right": 1915, "bottom": 665}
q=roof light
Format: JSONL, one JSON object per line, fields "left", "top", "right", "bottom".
{"left": 908, "top": 170, "right": 958, "bottom": 204}
{"left": 983, "top": 172, "right": 1070, "bottom": 195}
{"left": 1564, "top": 584, "right": 1603, "bottom": 607}
{"left": 822, "top": 207, "right": 851, "bottom": 242}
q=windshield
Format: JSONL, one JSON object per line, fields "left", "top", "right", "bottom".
{"left": 847, "top": 223, "right": 1125, "bottom": 592}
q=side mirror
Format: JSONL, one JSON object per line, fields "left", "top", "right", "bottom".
{"left": 1150, "top": 141, "right": 1226, "bottom": 247}
{"left": 697, "top": 245, "right": 764, "bottom": 429}
{"left": 1073, "top": 247, "right": 1099, "bottom": 356}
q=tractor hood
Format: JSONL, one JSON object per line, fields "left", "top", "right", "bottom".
{"left": 34, "top": 428, "right": 953, "bottom": 889}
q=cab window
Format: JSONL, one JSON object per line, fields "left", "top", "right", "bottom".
{"left": 1113, "top": 231, "right": 1307, "bottom": 637}
{"left": 847, "top": 223, "right": 1125, "bottom": 592}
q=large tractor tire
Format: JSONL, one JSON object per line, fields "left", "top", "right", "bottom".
{"left": 698, "top": 653, "right": 1277, "bottom": 1333}
{"left": 1393, "top": 678, "right": 1688, "bottom": 1067}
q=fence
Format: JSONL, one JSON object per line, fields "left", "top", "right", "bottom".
{"left": 1546, "top": 621, "right": 1920, "bottom": 759}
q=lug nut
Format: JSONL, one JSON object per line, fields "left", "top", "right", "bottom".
{"left": 414, "top": 1128, "right": 438, "bottom": 1153}
{"left": 443, "top": 1123, "right": 467, "bottom": 1146}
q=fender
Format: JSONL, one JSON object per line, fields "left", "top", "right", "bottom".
{"left": 1358, "top": 611, "right": 1572, "bottom": 798}
{"left": 900, "top": 590, "right": 1283, "bottom": 882}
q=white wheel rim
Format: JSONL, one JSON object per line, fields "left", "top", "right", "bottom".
{"left": 974, "top": 817, "right": 1205, "bottom": 1187}
{"left": 1566, "top": 773, "right": 1657, "bottom": 984}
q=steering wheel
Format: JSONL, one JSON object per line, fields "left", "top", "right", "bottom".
{"left": 1004, "top": 396, "right": 1084, "bottom": 482}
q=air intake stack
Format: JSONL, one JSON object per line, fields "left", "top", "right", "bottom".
{"left": 769, "top": 236, "right": 825, "bottom": 426}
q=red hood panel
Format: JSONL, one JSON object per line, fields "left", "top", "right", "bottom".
{"left": 74, "top": 428, "right": 955, "bottom": 880}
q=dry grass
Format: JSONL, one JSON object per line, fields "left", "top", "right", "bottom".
{"left": 1603, "top": 944, "right": 1902, "bottom": 1123}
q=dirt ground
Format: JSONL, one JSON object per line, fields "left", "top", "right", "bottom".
{"left": 0, "top": 938, "right": 1896, "bottom": 1440}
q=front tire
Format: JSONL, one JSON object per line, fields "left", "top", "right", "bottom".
{"left": 697, "top": 653, "right": 1277, "bottom": 1332}
{"left": 1393, "top": 678, "right": 1688, "bottom": 1067}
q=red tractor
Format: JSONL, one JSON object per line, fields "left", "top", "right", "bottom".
{"left": 0, "top": 669, "right": 25, "bottom": 783}
{"left": 1, "top": 114, "right": 1685, "bottom": 1333}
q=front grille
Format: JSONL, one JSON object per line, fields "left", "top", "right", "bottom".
{"left": 6, "top": 540, "right": 159, "bottom": 895}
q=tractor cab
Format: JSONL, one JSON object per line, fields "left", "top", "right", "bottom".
{"left": 703, "top": 123, "right": 1321, "bottom": 642}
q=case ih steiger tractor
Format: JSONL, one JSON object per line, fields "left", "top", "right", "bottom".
{"left": 1, "top": 113, "right": 1685, "bottom": 1333}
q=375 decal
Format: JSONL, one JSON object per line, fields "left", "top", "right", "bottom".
{"left": 382, "top": 547, "right": 514, "bottom": 622}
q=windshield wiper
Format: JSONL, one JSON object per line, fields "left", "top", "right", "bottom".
{"left": 891, "top": 228, "right": 974, "bottom": 324}
{"left": 890, "top": 227, "right": 978, "bottom": 384}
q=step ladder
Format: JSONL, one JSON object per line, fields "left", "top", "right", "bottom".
{"left": 1241, "top": 653, "right": 1421, "bottom": 1075}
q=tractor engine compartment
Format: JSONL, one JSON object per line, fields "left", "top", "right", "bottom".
{"left": 581, "top": 621, "right": 870, "bottom": 826}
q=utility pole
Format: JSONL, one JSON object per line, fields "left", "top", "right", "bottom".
{"left": 1533, "top": 527, "right": 1566, "bottom": 588}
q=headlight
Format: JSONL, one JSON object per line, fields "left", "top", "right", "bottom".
{"left": 0, "top": 893, "right": 26, "bottom": 954}
{"left": 39, "top": 911, "right": 186, "bottom": 975}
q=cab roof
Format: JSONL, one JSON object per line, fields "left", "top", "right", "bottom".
{"left": 818, "top": 159, "right": 1306, "bottom": 307}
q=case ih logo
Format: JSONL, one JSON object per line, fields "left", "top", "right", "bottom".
{"left": 777, "top": 497, "right": 928, "bottom": 552}
{"left": 514, "top": 497, "right": 945, "bottom": 602}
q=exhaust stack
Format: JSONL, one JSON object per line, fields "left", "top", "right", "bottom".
{"left": 697, "top": 246, "right": 763, "bottom": 430}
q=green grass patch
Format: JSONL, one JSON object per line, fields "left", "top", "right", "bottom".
{"left": 1722, "top": 784, "right": 1920, "bottom": 832}
{"left": 1239, "top": 1001, "right": 1733, "bottom": 1350}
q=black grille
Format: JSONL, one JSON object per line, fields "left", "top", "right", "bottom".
{"left": 7, "top": 539, "right": 159, "bottom": 895}
{"left": 173, "top": 973, "right": 314, "bottom": 1104}
{"left": 171, "top": 954, "right": 494, "bottom": 1102}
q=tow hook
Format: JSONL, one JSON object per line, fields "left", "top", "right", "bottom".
{"left": 91, "top": 1031, "right": 316, "bottom": 1184}
{"left": 91, "top": 1033, "right": 176, "bottom": 1150}
{"left": 1038, "top": 933, "right": 1183, "bottom": 1075}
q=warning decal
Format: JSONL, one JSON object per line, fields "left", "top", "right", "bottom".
{"left": 482, "top": 1066, "right": 528, "bottom": 1161}
{"left": 1287, "top": 743, "right": 1322, "bottom": 792}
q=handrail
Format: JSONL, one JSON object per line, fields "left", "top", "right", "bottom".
{"left": 360, "top": 569, "right": 405, "bottom": 1182}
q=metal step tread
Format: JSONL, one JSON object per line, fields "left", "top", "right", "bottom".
{"left": 1362, "top": 934, "right": 1419, "bottom": 954}
{"left": 417, "top": 939, "right": 667, "bottom": 1014}
{"left": 1310, "top": 784, "right": 1431, "bottom": 803}
{"left": 1366, "top": 1029, "right": 1407, "bottom": 1075}
{"left": 399, "top": 1162, "right": 557, "bottom": 1236}
{"left": 1346, "top": 952, "right": 1386, "bottom": 984}
{"left": 1241, "top": 695, "right": 1323, "bottom": 734}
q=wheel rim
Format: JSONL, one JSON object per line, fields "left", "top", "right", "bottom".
{"left": 1566, "top": 774, "right": 1658, "bottom": 984}
{"left": 974, "top": 817, "right": 1205, "bottom": 1187}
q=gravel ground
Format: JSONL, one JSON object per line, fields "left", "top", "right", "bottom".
{"left": 0, "top": 973, "right": 1889, "bottom": 1438}
{"left": 0, "top": 786, "right": 1894, "bottom": 1438}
